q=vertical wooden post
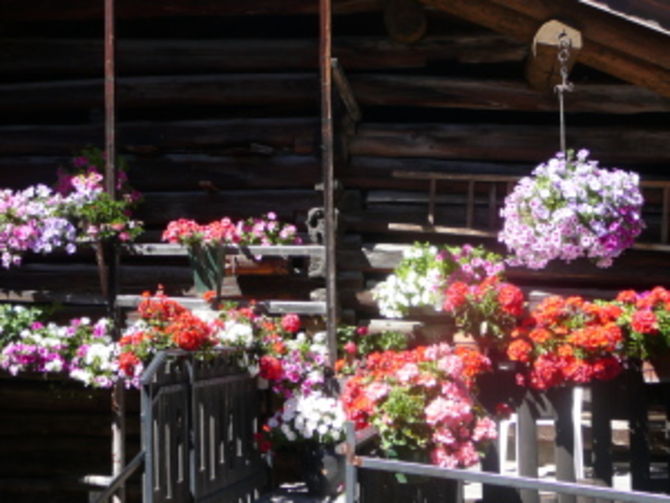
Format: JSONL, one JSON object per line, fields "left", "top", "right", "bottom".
{"left": 662, "top": 186, "right": 670, "bottom": 244}
{"left": 627, "top": 362, "right": 651, "bottom": 491}
{"left": 518, "top": 391, "right": 540, "bottom": 503}
{"left": 592, "top": 380, "right": 613, "bottom": 486}
{"left": 551, "top": 387, "right": 576, "bottom": 503}
{"left": 320, "top": 0, "right": 338, "bottom": 364}
{"left": 104, "top": 0, "right": 125, "bottom": 501}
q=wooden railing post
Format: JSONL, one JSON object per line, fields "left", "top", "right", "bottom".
{"left": 551, "top": 387, "right": 577, "bottom": 503}
{"left": 518, "top": 390, "right": 540, "bottom": 503}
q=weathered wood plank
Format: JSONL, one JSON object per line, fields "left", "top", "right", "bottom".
{"left": 350, "top": 123, "right": 670, "bottom": 163}
{"left": 0, "top": 35, "right": 527, "bottom": 79}
{"left": 0, "top": 74, "right": 319, "bottom": 112}
{"left": 0, "top": 154, "right": 320, "bottom": 190}
{"left": 0, "top": 118, "right": 319, "bottom": 155}
{"left": 0, "top": 412, "right": 140, "bottom": 436}
{"left": 349, "top": 75, "right": 670, "bottom": 114}
{"left": 137, "top": 189, "right": 320, "bottom": 224}
{"left": 4, "top": 73, "right": 669, "bottom": 115}
{"left": 580, "top": 0, "right": 670, "bottom": 33}
{"left": 132, "top": 243, "right": 324, "bottom": 258}
{"left": 0, "top": 0, "right": 382, "bottom": 21}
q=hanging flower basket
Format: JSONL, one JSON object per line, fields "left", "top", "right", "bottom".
{"left": 499, "top": 149, "right": 644, "bottom": 270}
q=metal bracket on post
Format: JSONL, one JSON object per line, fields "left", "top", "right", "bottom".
{"left": 306, "top": 206, "right": 338, "bottom": 278}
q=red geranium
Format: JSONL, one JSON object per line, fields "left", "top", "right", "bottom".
{"left": 118, "top": 351, "right": 141, "bottom": 377}
{"left": 280, "top": 313, "right": 301, "bottom": 333}
{"left": 631, "top": 309, "right": 658, "bottom": 335}
{"left": 259, "top": 355, "right": 284, "bottom": 381}
{"left": 497, "top": 283, "right": 525, "bottom": 317}
{"left": 443, "top": 281, "right": 469, "bottom": 311}
{"left": 509, "top": 295, "right": 624, "bottom": 390}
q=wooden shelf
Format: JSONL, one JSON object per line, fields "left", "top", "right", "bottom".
{"left": 130, "top": 243, "right": 325, "bottom": 258}
{"left": 116, "top": 295, "right": 326, "bottom": 315}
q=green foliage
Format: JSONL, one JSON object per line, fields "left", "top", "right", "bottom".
{"left": 0, "top": 304, "right": 45, "bottom": 347}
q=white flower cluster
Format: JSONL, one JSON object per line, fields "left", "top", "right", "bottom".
{"left": 268, "top": 392, "right": 346, "bottom": 444}
{"left": 372, "top": 244, "right": 445, "bottom": 318}
{"left": 214, "top": 319, "right": 255, "bottom": 349}
{"left": 70, "top": 341, "right": 118, "bottom": 388}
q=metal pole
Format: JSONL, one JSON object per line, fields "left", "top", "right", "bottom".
{"left": 104, "top": 1, "right": 125, "bottom": 502}
{"left": 319, "top": 0, "right": 338, "bottom": 364}
{"left": 104, "top": 0, "right": 117, "bottom": 196}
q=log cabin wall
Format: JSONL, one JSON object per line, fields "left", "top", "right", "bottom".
{"left": 0, "top": 2, "right": 670, "bottom": 500}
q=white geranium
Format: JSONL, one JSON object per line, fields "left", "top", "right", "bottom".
{"left": 266, "top": 391, "right": 346, "bottom": 445}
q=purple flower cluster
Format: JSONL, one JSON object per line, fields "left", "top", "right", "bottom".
{"left": 499, "top": 149, "right": 644, "bottom": 269}
{"left": 0, "top": 316, "right": 116, "bottom": 388}
{"left": 445, "top": 244, "right": 505, "bottom": 283}
{"left": 0, "top": 185, "right": 77, "bottom": 268}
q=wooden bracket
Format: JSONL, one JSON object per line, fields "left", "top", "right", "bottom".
{"left": 384, "top": 0, "right": 427, "bottom": 44}
{"left": 525, "top": 19, "right": 583, "bottom": 92}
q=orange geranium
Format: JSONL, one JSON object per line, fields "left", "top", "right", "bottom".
{"left": 508, "top": 295, "right": 624, "bottom": 390}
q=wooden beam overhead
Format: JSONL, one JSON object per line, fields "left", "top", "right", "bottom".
{"left": 0, "top": 0, "right": 383, "bottom": 20}
{"left": 419, "top": 0, "right": 670, "bottom": 98}
{"left": 525, "top": 20, "right": 583, "bottom": 92}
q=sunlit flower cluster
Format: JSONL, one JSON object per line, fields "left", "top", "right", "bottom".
{"left": 162, "top": 212, "right": 300, "bottom": 247}
{"left": 373, "top": 242, "right": 505, "bottom": 318}
{"left": 508, "top": 295, "right": 624, "bottom": 389}
{"left": 0, "top": 315, "right": 116, "bottom": 388}
{"left": 341, "top": 344, "right": 495, "bottom": 468}
{"left": 499, "top": 149, "right": 644, "bottom": 269}
{"left": 612, "top": 286, "right": 670, "bottom": 360}
{"left": 266, "top": 391, "right": 346, "bottom": 444}
{"left": 443, "top": 275, "right": 526, "bottom": 349}
{"left": 0, "top": 148, "right": 142, "bottom": 268}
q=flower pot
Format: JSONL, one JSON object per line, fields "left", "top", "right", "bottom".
{"left": 300, "top": 441, "right": 344, "bottom": 497}
{"left": 188, "top": 243, "right": 225, "bottom": 298}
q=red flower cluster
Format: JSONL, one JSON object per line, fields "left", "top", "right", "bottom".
{"left": 280, "top": 313, "right": 301, "bottom": 333}
{"left": 259, "top": 355, "right": 284, "bottom": 380}
{"left": 508, "top": 295, "right": 624, "bottom": 390}
{"left": 443, "top": 276, "right": 526, "bottom": 349}
{"left": 166, "top": 311, "right": 213, "bottom": 351}
{"left": 118, "top": 288, "right": 215, "bottom": 380}
{"left": 612, "top": 286, "right": 670, "bottom": 360}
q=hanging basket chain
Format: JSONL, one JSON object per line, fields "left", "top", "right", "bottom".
{"left": 554, "top": 31, "right": 574, "bottom": 155}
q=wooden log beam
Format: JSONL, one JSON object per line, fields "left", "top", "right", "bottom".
{"left": 0, "top": 35, "right": 527, "bottom": 79}
{"left": 419, "top": 0, "right": 670, "bottom": 97}
{"left": 0, "top": 154, "right": 320, "bottom": 190}
{"left": 6, "top": 73, "right": 669, "bottom": 115}
{"left": 525, "top": 20, "right": 583, "bottom": 92}
{"left": 348, "top": 75, "right": 670, "bottom": 113}
{"left": 4, "top": 73, "right": 670, "bottom": 116}
{"left": 138, "top": 189, "right": 321, "bottom": 224}
{"left": 0, "top": 0, "right": 382, "bottom": 21}
{"left": 579, "top": 0, "right": 670, "bottom": 33}
{"left": 350, "top": 122, "right": 670, "bottom": 163}
{"left": 0, "top": 74, "right": 319, "bottom": 112}
{"left": 0, "top": 117, "right": 319, "bottom": 155}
